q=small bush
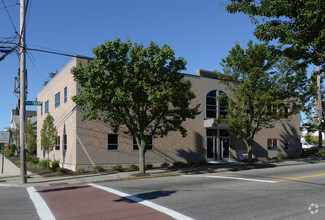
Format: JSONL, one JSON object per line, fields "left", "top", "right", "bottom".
{"left": 186, "top": 161, "right": 195, "bottom": 166}
{"left": 27, "top": 156, "right": 40, "bottom": 165}
{"left": 40, "top": 159, "right": 49, "bottom": 169}
{"left": 75, "top": 167, "right": 85, "bottom": 174}
{"left": 4, "top": 150, "right": 14, "bottom": 157}
{"left": 129, "top": 164, "right": 139, "bottom": 170}
{"left": 27, "top": 161, "right": 43, "bottom": 170}
{"left": 145, "top": 163, "right": 153, "bottom": 169}
{"left": 160, "top": 162, "right": 169, "bottom": 168}
{"left": 10, "top": 145, "right": 17, "bottom": 154}
{"left": 199, "top": 160, "right": 207, "bottom": 165}
{"left": 93, "top": 165, "right": 106, "bottom": 172}
{"left": 111, "top": 164, "right": 123, "bottom": 171}
{"left": 57, "top": 168, "right": 71, "bottom": 174}
{"left": 172, "top": 161, "right": 186, "bottom": 167}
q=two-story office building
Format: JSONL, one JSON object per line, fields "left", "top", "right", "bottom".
{"left": 37, "top": 56, "right": 302, "bottom": 171}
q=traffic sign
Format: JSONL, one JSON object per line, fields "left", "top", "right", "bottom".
{"left": 0, "top": 131, "right": 9, "bottom": 143}
{"left": 26, "top": 101, "right": 43, "bottom": 106}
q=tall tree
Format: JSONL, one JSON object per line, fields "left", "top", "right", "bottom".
{"left": 26, "top": 119, "right": 36, "bottom": 154}
{"left": 217, "top": 41, "right": 307, "bottom": 164}
{"left": 226, "top": 0, "right": 325, "bottom": 159}
{"left": 40, "top": 113, "right": 57, "bottom": 166}
{"left": 72, "top": 38, "right": 200, "bottom": 173}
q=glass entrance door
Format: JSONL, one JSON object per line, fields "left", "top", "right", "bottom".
{"left": 206, "top": 129, "right": 230, "bottom": 161}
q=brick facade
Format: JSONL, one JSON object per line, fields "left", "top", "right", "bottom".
{"left": 37, "top": 57, "right": 302, "bottom": 171}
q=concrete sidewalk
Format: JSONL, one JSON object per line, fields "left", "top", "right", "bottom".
{"left": 0, "top": 155, "right": 324, "bottom": 188}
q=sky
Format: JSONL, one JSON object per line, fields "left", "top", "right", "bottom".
{"left": 0, "top": 0, "right": 277, "bottom": 130}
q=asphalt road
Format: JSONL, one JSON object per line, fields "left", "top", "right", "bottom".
{"left": 1, "top": 162, "right": 325, "bottom": 220}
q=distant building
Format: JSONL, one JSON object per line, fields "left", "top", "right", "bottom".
{"left": 10, "top": 109, "right": 37, "bottom": 144}
{"left": 37, "top": 57, "right": 302, "bottom": 171}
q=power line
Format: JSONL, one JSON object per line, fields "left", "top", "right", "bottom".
{"left": 1, "top": 0, "right": 19, "bottom": 36}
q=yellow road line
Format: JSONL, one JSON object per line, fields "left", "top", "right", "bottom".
{"left": 275, "top": 173, "right": 325, "bottom": 182}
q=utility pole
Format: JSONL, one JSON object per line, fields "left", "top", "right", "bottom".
{"left": 20, "top": 0, "right": 27, "bottom": 183}
{"left": 317, "top": 66, "right": 323, "bottom": 161}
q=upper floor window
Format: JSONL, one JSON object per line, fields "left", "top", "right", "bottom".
{"left": 64, "top": 87, "right": 67, "bottom": 103}
{"left": 133, "top": 136, "right": 153, "bottom": 150}
{"left": 45, "top": 100, "right": 49, "bottom": 114}
{"left": 41, "top": 104, "right": 43, "bottom": 116}
{"left": 206, "top": 90, "right": 228, "bottom": 118}
{"left": 55, "top": 92, "right": 60, "bottom": 108}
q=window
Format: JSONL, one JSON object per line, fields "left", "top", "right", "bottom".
{"left": 41, "top": 104, "right": 43, "bottom": 116}
{"left": 267, "top": 139, "right": 278, "bottom": 150}
{"left": 45, "top": 100, "right": 49, "bottom": 114}
{"left": 55, "top": 136, "right": 60, "bottom": 150}
{"left": 284, "top": 139, "right": 290, "bottom": 150}
{"left": 64, "top": 87, "right": 67, "bottom": 103}
{"left": 133, "top": 136, "right": 153, "bottom": 150}
{"left": 206, "top": 90, "right": 228, "bottom": 118}
{"left": 107, "top": 134, "right": 118, "bottom": 150}
{"left": 63, "top": 135, "right": 67, "bottom": 151}
{"left": 55, "top": 92, "right": 60, "bottom": 108}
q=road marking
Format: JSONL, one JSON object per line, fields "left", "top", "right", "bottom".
{"left": 182, "top": 175, "right": 276, "bottom": 183}
{"left": 89, "top": 183, "right": 194, "bottom": 220}
{"left": 275, "top": 173, "right": 325, "bottom": 182}
{"left": 27, "top": 187, "right": 55, "bottom": 220}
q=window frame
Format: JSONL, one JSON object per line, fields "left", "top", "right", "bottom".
{"left": 267, "top": 138, "right": 278, "bottom": 150}
{"left": 64, "top": 87, "right": 67, "bottom": 103}
{"left": 206, "top": 90, "right": 228, "bottom": 119}
{"left": 45, "top": 100, "right": 49, "bottom": 114}
{"left": 55, "top": 136, "right": 60, "bottom": 150}
{"left": 107, "top": 134, "right": 118, "bottom": 150}
{"left": 55, "top": 92, "right": 60, "bottom": 108}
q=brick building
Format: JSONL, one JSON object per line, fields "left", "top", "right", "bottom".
{"left": 37, "top": 56, "right": 302, "bottom": 171}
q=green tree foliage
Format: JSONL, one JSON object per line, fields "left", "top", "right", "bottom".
{"left": 26, "top": 119, "right": 36, "bottom": 154}
{"left": 14, "top": 127, "right": 19, "bottom": 148}
{"left": 226, "top": 0, "right": 325, "bottom": 68}
{"left": 43, "top": 71, "right": 58, "bottom": 86}
{"left": 72, "top": 38, "right": 200, "bottom": 173}
{"left": 217, "top": 41, "right": 307, "bottom": 164}
{"left": 40, "top": 113, "right": 57, "bottom": 166}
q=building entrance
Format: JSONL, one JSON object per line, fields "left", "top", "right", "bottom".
{"left": 206, "top": 129, "right": 230, "bottom": 161}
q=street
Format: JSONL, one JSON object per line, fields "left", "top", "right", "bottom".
{"left": 1, "top": 162, "right": 325, "bottom": 219}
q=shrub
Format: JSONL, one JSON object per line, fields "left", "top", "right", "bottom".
{"left": 75, "top": 167, "right": 85, "bottom": 174}
{"left": 93, "top": 165, "right": 106, "bottom": 172}
{"left": 111, "top": 164, "right": 123, "bottom": 171}
{"left": 10, "top": 145, "right": 17, "bottom": 155}
{"left": 199, "top": 160, "right": 207, "bottom": 165}
{"left": 186, "top": 161, "right": 195, "bottom": 166}
{"left": 172, "top": 161, "right": 186, "bottom": 167}
{"left": 27, "top": 161, "right": 43, "bottom": 170}
{"left": 145, "top": 163, "right": 153, "bottom": 169}
{"left": 40, "top": 159, "right": 49, "bottom": 169}
{"left": 4, "top": 150, "right": 14, "bottom": 157}
{"left": 27, "top": 156, "right": 40, "bottom": 165}
{"left": 57, "top": 168, "right": 71, "bottom": 174}
{"left": 129, "top": 164, "right": 139, "bottom": 170}
{"left": 160, "top": 162, "right": 169, "bottom": 168}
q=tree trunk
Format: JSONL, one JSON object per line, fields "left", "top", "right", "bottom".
{"left": 138, "top": 142, "right": 146, "bottom": 174}
{"left": 244, "top": 139, "right": 254, "bottom": 165}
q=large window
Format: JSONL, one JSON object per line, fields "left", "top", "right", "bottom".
{"left": 64, "top": 87, "right": 67, "bottom": 103}
{"left": 55, "top": 92, "right": 60, "bottom": 108}
{"left": 107, "top": 134, "right": 118, "bottom": 150}
{"left": 133, "top": 136, "right": 153, "bottom": 150}
{"left": 55, "top": 136, "right": 60, "bottom": 150}
{"left": 206, "top": 90, "right": 228, "bottom": 118}
{"left": 45, "top": 100, "right": 49, "bottom": 114}
{"left": 267, "top": 139, "right": 278, "bottom": 150}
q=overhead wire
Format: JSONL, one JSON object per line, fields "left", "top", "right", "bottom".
{"left": 1, "top": 0, "right": 19, "bottom": 36}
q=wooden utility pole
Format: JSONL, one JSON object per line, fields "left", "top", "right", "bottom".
{"left": 20, "top": 0, "right": 27, "bottom": 183}
{"left": 317, "top": 66, "right": 323, "bottom": 160}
